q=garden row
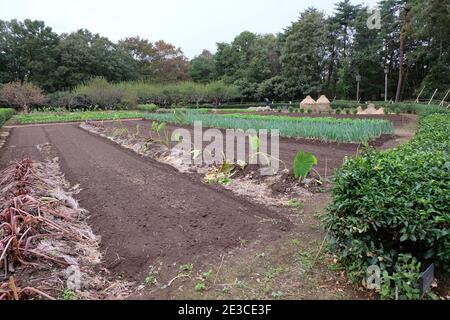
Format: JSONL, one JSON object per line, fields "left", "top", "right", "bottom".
{"left": 143, "top": 112, "right": 394, "bottom": 143}
{"left": 325, "top": 113, "right": 450, "bottom": 299}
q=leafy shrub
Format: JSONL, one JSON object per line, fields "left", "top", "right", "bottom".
{"left": 288, "top": 106, "right": 294, "bottom": 112}
{"left": 0, "top": 82, "right": 47, "bottom": 113}
{"left": 74, "top": 77, "right": 125, "bottom": 109}
{"left": 0, "top": 108, "right": 15, "bottom": 127}
{"left": 325, "top": 114, "right": 450, "bottom": 299}
{"left": 335, "top": 108, "right": 342, "bottom": 114}
{"left": 331, "top": 100, "right": 361, "bottom": 110}
{"left": 117, "top": 81, "right": 240, "bottom": 107}
{"left": 300, "top": 108, "right": 305, "bottom": 114}
{"left": 47, "top": 91, "right": 74, "bottom": 109}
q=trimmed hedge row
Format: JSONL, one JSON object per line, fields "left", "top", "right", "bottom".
{"left": 325, "top": 114, "right": 450, "bottom": 299}
{"left": 0, "top": 108, "right": 15, "bottom": 127}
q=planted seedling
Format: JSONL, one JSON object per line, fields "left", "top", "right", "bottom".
{"left": 202, "top": 269, "right": 214, "bottom": 280}
{"left": 62, "top": 289, "right": 76, "bottom": 300}
{"left": 293, "top": 150, "right": 317, "bottom": 183}
{"left": 179, "top": 263, "right": 194, "bottom": 277}
{"left": 204, "top": 159, "right": 236, "bottom": 186}
{"left": 145, "top": 271, "right": 155, "bottom": 287}
{"left": 287, "top": 199, "right": 304, "bottom": 210}
{"left": 150, "top": 121, "right": 171, "bottom": 147}
{"left": 134, "top": 124, "right": 142, "bottom": 139}
{"left": 195, "top": 282, "right": 206, "bottom": 292}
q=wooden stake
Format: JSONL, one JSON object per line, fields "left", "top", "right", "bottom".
{"left": 428, "top": 89, "right": 438, "bottom": 105}
{"left": 439, "top": 89, "right": 450, "bottom": 106}
{"left": 415, "top": 86, "right": 425, "bottom": 103}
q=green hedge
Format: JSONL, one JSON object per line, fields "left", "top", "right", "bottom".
{"left": 325, "top": 114, "right": 450, "bottom": 299}
{"left": 0, "top": 108, "right": 15, "bottom": 127}
{"left": 136, "top": 104, "right": 159, "bottom": 112}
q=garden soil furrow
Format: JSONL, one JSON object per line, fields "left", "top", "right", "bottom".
{"left": 0, "top": 124, "right": 290, "bottom": 281}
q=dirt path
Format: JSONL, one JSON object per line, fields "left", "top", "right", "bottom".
{"left": 0, "top": 124, "right": 290, "bottom": 283}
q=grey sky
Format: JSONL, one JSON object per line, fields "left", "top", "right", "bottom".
{"left": 0, "top": 0, "right": 379, "bottom": 58}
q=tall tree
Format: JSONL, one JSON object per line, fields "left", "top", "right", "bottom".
{"left": 152, "top": 40, "right": 189, "bottom": 83}
{"left": 395, "top": 4, "right": 411, "bottom": 102}
{"left": 0, "top": 19, "right": 59, "bottom": 91}
{"left": 189, "top": 50, "right": 217, "bottom": 83}
{"left": 119, "top": 36, "right": 158, "bottom": 80}
{"left": 53, "top": 29, "right": 137, "bottom": 90}
{"left": 281, "top": 8, "right": 328, "bottom": 98}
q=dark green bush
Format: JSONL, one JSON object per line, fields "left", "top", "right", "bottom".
{"left": 136, "top": 104, "right": 159, "bottom": 112}
{"left": 325, "top": 114, "right": 450, "bottom": 299}
{"left": 331, "top": 100, "right": 361, "bottom": 110}
{"left": 0, "top": 108, "right": 15, "bottom": 127}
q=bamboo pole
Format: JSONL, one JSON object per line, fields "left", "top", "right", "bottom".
{"left": 428, "top": 89, "right": 438, "bottom": 105}
{"left": 439, "top": 89, "right": 450, "bottom": 107}
{"left": 415, "top": 86, "right": 425, "bottom": 103}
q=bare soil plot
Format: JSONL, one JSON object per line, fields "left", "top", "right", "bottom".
{"left": 0, "top": 125, "right": 290, "bottom": 286}
{"left": 0, "top": 114, "right": 418, "bottom": 300}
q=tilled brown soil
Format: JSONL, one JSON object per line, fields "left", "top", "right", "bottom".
{"left": 0, "top": 124, "right": 290, "bottom": 282}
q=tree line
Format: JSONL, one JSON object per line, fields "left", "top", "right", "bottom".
{"left": 0, "top": 0, "right": 449, "bottom": 103}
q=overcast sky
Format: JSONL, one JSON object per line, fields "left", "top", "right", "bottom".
{"left": 0, "top": 0, "right": 379, "bottom": 58}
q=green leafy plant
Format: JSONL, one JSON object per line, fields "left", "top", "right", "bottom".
{"left": 202, "top": 269, "right": 213, "bottom": 279}
{"left": 195, "top": 282, "right": 206, "bottom": 292}
{"left": 293, "top": 150, "right": 317, "bottom": 182}
{"left": 379, "top": 254, "right": 421, "bottom": 300}
{"left": 204, "top": 160, "right": 235, "bottom": 185}
{"left": 0, "top": 108, "right": 15, "bottom": 127}
{"left": 145, "top": 271, "right": 155, "bottom": 287}
{"left": 179, "top": 264, "right": 194, "bottom": 276}
{"left": 150, "top": 121, "right": 171, "bottom": 147}
{"left": 325, "top": 114, "right": 450, "bottom": 299}
{"left": 62, "top": 289, "right": 76, "bottom": 300}
{"left": 287, "top": 199, "right": 304, "bottom": 210}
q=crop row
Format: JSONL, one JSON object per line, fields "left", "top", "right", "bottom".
{"left": 143, "top": 112, "right": 394, "bottom": 143}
